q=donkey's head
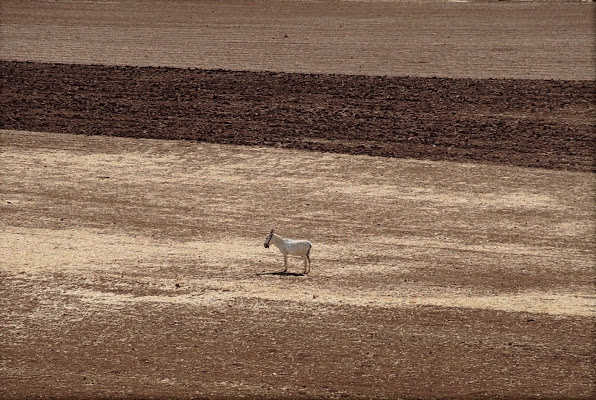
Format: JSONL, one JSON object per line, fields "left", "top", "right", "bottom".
{"left": 263, "top": 229, "right": 274, "bottom": 248}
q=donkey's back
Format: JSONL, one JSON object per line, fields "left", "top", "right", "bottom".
{"left": 282, "top": 238, "right": 312, "bottom": 256}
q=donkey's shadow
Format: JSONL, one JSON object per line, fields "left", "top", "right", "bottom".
{"left": 256, "top": 271, "right": 306, "bottom": 277}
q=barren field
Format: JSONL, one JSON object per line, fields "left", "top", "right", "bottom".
{"left": 1, "top": 0, "right": 595, "bottom": 399}
{"left": 0, "top": 0, "right": 594, "bottom": 80}
{"left": 1, "top": 61, "right": 594, "bottom": 172}
{"left": 1, "top": 130, "right": 594, "bottom": 399}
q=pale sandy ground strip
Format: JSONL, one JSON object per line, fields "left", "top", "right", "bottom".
{"left": 3, "top": 226, "right": 595, "bottom": 317}
{"left": 0, "top": 0, "right": 594, "bottom": 80}
{"left": 1, "top": 130, "right": 595, "bottom": 317}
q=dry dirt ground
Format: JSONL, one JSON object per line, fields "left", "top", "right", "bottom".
{"left": 1, "top": 61, "right": 594, "bottom": 172}
{"left": 1, "top": 130, "right": 594, "bottom": 399}
{"left": 0, "top": 0, "right": 594, "bottom": 80}
{"left": 1, "top": 0, "right": 595, "bottom": 399}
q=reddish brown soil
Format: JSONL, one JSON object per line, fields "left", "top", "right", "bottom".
{"left": 1, "top": 1, "right": 595, "bottom": 399}
{"left": 0, "top": 61, "right": 594, "bottom": 172}
{"left": 1, "top": 0, "right": 594, "bottom": 80}
{"left": 2, "top": 289, "right": 594, "bottom": 400}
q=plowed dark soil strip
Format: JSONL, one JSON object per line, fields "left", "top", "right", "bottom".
{"left": 1, "top": 61, "right": 594, "bottom": 171}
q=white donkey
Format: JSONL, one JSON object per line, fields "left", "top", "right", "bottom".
{"left": 263, "top": 229, "right": 312, "bottom": 274}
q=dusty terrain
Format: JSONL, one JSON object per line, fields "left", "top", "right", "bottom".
{"left": 1, "top": 0, "right": 595, "bottom": 399}
{"left": 1, "top": 130, "right": 594, "bottom": 399}
{"left": 1, "top": 0, "right": 594, "bottom": 80}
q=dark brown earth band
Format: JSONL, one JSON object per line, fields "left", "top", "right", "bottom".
{"left": 1, "top": 61, "right": 594, "bottom": 172}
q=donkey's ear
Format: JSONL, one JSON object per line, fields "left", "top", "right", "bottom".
{"left": 270, "top": 228, "right": 274, "bottom": 234}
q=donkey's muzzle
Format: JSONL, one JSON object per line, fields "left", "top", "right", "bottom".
{"left": 264, "top": 244, "right": 269, "bottom": 248}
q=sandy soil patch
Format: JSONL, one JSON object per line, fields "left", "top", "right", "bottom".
{"left": 1, "top": 129, "right": 594, "bottom": 398}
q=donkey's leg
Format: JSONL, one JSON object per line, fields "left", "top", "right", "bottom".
{"left": 302, "top": 255, "right": 308, "bottom": 275}
{"left": 283, "top": 252, "right": 288, "bottom": 272}
{"left": 306, "top": 254, "right": 311, "bottom": 274}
